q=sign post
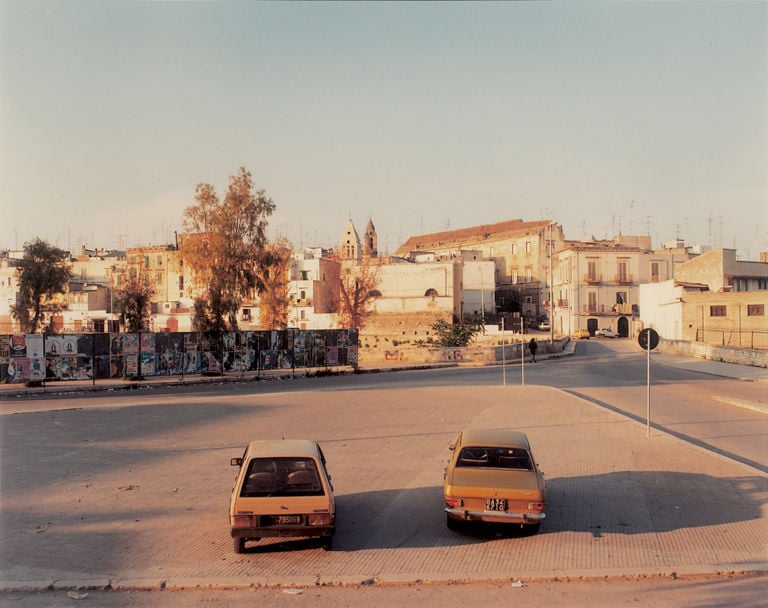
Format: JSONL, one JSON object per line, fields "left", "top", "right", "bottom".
{"left": 501, "top": 317, "right": 506, "bottom": 386}
{"left": 638, "top": 328, "right": 660, "bottom": 437}
{"left": 520, "top": 317, "right": 525, "bottom": 388}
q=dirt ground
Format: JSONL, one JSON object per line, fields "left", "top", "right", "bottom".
{"left": 2, "top": 573, "right": 766, "bottom": 608}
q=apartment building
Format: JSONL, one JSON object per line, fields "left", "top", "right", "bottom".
{"left": 551, "top": 236, "right": 671, "bottom": 337}
{"left": 640, "top": 248, "right": 768, "bottom": 348}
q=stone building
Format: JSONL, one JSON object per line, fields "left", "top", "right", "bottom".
{"left": 395, "top": 218, "right": 565, "bottom": 325}
{"left": 640, "top": 248, "right": 768, "bottom": 348}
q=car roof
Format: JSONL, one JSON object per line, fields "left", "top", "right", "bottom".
{"left": 459, "top": 428, "right": 531, "bottom": 449}
{"left": 244, "top": 439, "right": 321, "bottom": 459}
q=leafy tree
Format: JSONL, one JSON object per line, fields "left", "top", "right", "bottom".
{"left": 256, "top": 237, "right": 293, "bottom": 329}
{"left": 11, "top": 238, "right": 72, "bottom": 333}
{"left": 430, "top": 317, "right": 485, "bottom": 347}
{"left": 337, "top": 259, "right": 380, "bottom": 330}
{"left": 113, "top": 269, "right": 155, "bottom": 332}
{"left": 181, "top": 167, "right": 275, "bottom": 332}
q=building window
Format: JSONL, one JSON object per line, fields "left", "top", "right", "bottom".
{"left": 651, "top": 262, "right": 660, "bottom": 282}
{"left": 178, "top": 276, "right": 184, "bottom": 290}
{"left": 588, "top": 292, "right": 598, "bottom": 312}
{"left": 747, "top": 304, "right": 764, "bottom": 316}
{"left": 242, "top": 308, "right": 251, "bottom": 321}
{"left": 525, "top": 267, "right": 532, "bottom": 283}
{"left": 587, "top": 261, "right": 597, "bottom": 282}
{"left": 710, "top": 305, "right": 726, "bottom": 317}
{"left": 300, "top": 290, "right": 306, "bottom": 300}
{"left": 525, "top": 241, "right": 531, "bottom": 254}
{"left": 512, "top": 244, "right": 518, "bottom": 255}
{"left": 511, "top": 269, "right": 518, "bottom": 284}
{"left": 617, "top": 261, "right": 628, "bottom": 283}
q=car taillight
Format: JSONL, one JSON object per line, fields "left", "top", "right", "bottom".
{"left": 231, "top": 515, "right": 252, "bottom": 528}
{"left": 307, "top": 514, "right": 334, "bottom": 526}
{"left": 445, "top": 497, "right": 463, "bottom": 508}
{"left": 528, "top": 501, "right": 545, "bottom": 512}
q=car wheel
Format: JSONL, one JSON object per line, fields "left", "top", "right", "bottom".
{"left": 234, "top": 537, "right": 245, "bottom": 553}
{"left": 446, "top": 514, "right": 461, "bottom": 531}
{"left": 523, "top": 522, "right": 541, "bottom": 535}
{"left": 321, "top": 536, "right": 333, "bottom": 551}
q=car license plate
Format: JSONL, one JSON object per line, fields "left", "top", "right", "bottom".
{"left": 277, "top": 515, "right": 301, "bottom": 524}
{"left": 485, "top": 498, "right": 507, "bottom": 511}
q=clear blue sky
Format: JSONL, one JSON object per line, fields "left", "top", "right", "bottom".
{"left": 1, "top": 1, "right": 766, "bottom": 259}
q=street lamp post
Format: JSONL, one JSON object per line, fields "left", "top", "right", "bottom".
{"left": 549, "top": 223, "right": 555, "bottom": 344}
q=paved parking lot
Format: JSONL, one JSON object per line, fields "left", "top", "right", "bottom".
{"left": 1, "top": 376, "right": 766, "bottom": 591}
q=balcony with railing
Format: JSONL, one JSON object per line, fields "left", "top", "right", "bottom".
{"left": 581, "top": 303, "right": 634, "bottom": 315}
{"left": 614, "top": 273, "right": 634, "bottom": 285}
{"left": 583, "top": 274, "right": 603, "bottom": 285}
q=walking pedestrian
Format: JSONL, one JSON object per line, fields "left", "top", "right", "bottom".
{"left": 528, "top": 337, "right": 538, "bottom": 363}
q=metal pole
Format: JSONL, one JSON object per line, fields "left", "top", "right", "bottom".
{"left": 646, "top": 332, "right": 651, "bottom": 437}
{"left": 501, "top": 317, "right": 506, "bottom": 386}
{"left": 520, "top": 317, "right": 525, "bottom": 388}
{"left": 549, "top": 223, "right": 555, "bottom": 345}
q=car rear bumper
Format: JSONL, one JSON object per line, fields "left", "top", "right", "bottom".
{"left": 445, "top": 506, "right": 545, "bottom": 524}
{"left": 231, "top": 526, "right": 335, "bottom": 539}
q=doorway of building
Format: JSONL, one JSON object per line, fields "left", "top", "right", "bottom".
{"left": 587, "top": 318, "right": 598, "bottom": 336}
{"left": 617, "top": 316, "right": 629, "bottom": 337}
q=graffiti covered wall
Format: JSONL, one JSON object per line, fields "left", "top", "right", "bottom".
{"left": 0, "top": 329, "right": 358, "bottom": 384}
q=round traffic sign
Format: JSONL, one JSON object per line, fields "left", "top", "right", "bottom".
{"left": 638, "top": 328, "right": 659, "bottom": 350}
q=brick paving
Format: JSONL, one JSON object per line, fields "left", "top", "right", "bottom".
{"left": 0, "top": 364, "right": 766, "bottom": 591}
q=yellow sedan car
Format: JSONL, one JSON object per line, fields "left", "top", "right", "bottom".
{"left": 444, "top": 428, "right": 546, "bottom": 533}
{"left": 229, "top": 439, "right": 335, "bottom": 553}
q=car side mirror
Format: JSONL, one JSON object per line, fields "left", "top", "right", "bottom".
{"left": 448, "top": 443, "right": 455, "bottom": 451}
{"left": 230, "top": 457, "right": 242, "bottom": 467}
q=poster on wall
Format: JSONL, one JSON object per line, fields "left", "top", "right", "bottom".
{"left": 140, "top": 352, "right": 155, "bottom": 377}
{"left": 327, "top": 346, "right": 339, "bottom": 366}
{"left": 25, "top": 335, "right": 45, "bottom": 380}
{"left": 123, "top": 334, "right": 139, "bottom": 355}
{"left": 0, "top": 335, "right": 9, "bottom": 381}
{"left": 124, "top": 355, "right": 139, "bottom": 378}
{"left": 10, "top": 334, "right": 27, "bottom": 358}
{"left": 76, "top": 355, "right": 93, "bottom": 379}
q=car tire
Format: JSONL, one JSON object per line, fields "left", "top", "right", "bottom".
{"left": 321, "top": 536, "right": 333, "bottom": 551}
{"left": 446, "top": 514, "right": 461, "bottom": 531}
{"left": 523, "top": 522, "right": 541, "bottom": 535}
{"left": 234, "top": 537, "right": 245, "bottom": 553}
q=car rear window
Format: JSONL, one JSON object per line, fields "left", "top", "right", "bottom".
{"left": 240, "top": 457, "right": 324, "bottom": 497}
{"left": 457, "top": 447, "right": 532, "bottom": 470}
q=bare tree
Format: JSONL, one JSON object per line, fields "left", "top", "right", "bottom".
{"left": 113, "top": 267, "right": 155, "bottom": 332}
{"left": 256, "top": 237, "right": 293, "bottom": 329}
{"left": 337, "top": 258, "right": 381, "bottom": 330}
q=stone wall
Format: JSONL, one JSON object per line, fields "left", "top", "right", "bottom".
{"left": 659, "top": 339, "right": 768, "bottom": 368}
{"left": 359, "top": 337, "right": 569, "bottom": 366}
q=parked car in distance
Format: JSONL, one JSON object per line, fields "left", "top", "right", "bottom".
{"left": 572, "top": 328, "right": 590, "bottom": 339}
{"left": 443, "top": 428, "right": 546, "bottom": 533}
{"left": 537, "top": 321, "right": 551, "bottom": 331}
{"left": 595, "top": 328, "right": 618, "bottom": 338}
{"left": 229, "top": 439, "right": 335, "bottom": 553}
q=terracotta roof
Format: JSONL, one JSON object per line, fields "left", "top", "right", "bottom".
{"left": 395, "top": 219, "right": 552, "bottom": 254}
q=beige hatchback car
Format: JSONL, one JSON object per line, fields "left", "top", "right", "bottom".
{"left": 229, "top": 439, "right": 335, "bottom": 553}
